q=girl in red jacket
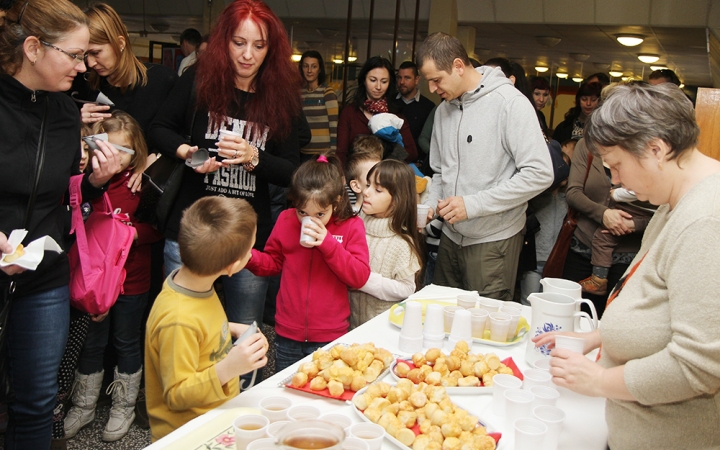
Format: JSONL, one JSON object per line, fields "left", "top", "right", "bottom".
{"left": 65, "top": 111, "right": 162, "bottom": 442}
{"left": 246, "top": 154, "right": 371, "bottom": 371}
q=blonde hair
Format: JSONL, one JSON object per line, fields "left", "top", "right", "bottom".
{"left": 179, "top": 197, "right": 257, "bottom": 276}
{"left": 91, "top": 110, "right": 148, "bottom": 174}
{"left": 84, "top": 3, "right": 146, "bottom": 91}
{"left": 0, "top": 0, "right": 87, "bottom": 75}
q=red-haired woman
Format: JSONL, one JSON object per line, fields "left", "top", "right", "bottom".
{"left": 149, "top": 0, "right": 301, "bottom": 334}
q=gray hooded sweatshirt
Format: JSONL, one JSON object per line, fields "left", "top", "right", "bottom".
{"left": 425, "top": 66, "right": 554, "bottom": 246}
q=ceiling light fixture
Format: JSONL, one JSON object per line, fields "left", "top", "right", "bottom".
{"left": 570, "top": 53, "right": 590, "bottom": 62}
{"left": 650, "top": 65, "right": 668, "bottom": 71}
{"left": 572, "top": 77, "right": 584, "bottom": 82}
{"left": 556, "top": 72, "right": 568, "bottom": 79}
{"left": 536, "top": 36, "right": 561, "bottom": 47}
{"left": 679, "top": 83, "right": 685, "bottom": 88}
{"left": 348, "top": 56, "right": 357, "bottom": 62}
{"left": 593, "top": 62, "right": 611, "bottom": 70}
{"left": 637, "top": 54, "right": 660, "bottom": 63}
{"left": 609, "top": 70, "right": 624, "bottom": 77}
{"left": 616, "top": 34, "right": 644, "bottom": 46}
{"left": 291, "top": 54, "right": 301, "bottom": 62}
{"left": 535, "top": 66, "right": 549, "bottom": 73}
{"left": 621, "top": 76, "right": 630, "bottom": 81}
{"left": 332, "top": 58, "right": 343, "bottom": 64}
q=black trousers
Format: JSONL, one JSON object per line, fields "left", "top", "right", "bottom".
{"left": 561, "top": 249, "right": 629, "bottom": 319}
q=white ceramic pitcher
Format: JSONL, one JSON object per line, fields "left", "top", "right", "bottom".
{"left": 525, "top": 292, "right": 597, "bottom": 365}
{"left": 540, "top": 277, "right": 599, "bottom": 328}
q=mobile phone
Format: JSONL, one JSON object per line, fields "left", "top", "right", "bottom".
{"left": 234, "top": 321, "right": 258, "bottom": 346}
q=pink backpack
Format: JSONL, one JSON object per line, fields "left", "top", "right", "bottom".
{"left": 68, "top": 175, "right": 135, "bottom": 315}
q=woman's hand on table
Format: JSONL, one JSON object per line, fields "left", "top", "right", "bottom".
{"left": 550, "top": 348, "right": 637, "bottom": 401}
{"left": 88, "top": 139, "right": 122, "bottom": 188}
{"left": 0, "top": 232, "right": 25, "bottom": 276}
{"left": 80, "top": 103, "right": 111, "bottom": 124}
{"left": 533, "top": 329, "right": 602, "bottom": 354}
{"left": 549, "top": 348, "right": 606, "bottom": 397}
{"left": 603, "top": 208, "right": 633, "bottom": 235}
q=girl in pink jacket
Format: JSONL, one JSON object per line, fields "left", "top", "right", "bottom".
{"left": 245, "top": 155, "right": 370, "bottom": 371}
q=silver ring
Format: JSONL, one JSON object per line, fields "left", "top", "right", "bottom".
{"left": 234, "top": 151, "right": 238, "bottom": 158}
{"left": 90, "top": 113, "right": 95, "bottom": 118}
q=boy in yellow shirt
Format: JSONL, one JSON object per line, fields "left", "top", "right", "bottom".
{"left": 145, "top": 197, "right": 268, "bottom": 441}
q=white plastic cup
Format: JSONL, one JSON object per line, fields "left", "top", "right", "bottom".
{"left": 492, "top": 373, "right": 523, "bottom": 416}
{"left": 246, "top": 438, "right": 277, "bottom": 450}
{"left": 533, "top": 358, "right": 552, "bottom": 372}
{"left": 286, "top": 405, "right": 322, "bottom": 422}
{"left": 417, "top": 204, "right": 431, "bottom": 228}
{"left": 500, "top": 305, "right": 522, "bottom": 340}
{"left": 488, "top": 312, "right": 512, "bottom": 342}
{"left": 342, "top": 437, "right": 371, "bottom": 450}
{"left": 530, "top": 385, "right": 560, "bottom": 408}
{"left": 467, "top": 308, "right": 489, "bottom": 339}
{"left": 423, "top": 304, "right": 445, "bottom": 348}
{"left": 300, "top": 216, "right": 316, "bottom": 246}
{"left": 218, "top": 129, "right": 242, "bottom": 141}
{"left": 266, "top": 420, "right": 290, "bottom": 439}
{"left": 400, "top": 301, "right": 423, "bottom": 338}
{"left": 443, "top": 305, "right": 463, "bottom": 333}
{"left": 533, "top": 405, "right": 566, "bottom": 450}
{"left": 423, "top": 304, "right": 445, "bottom": 336}
{"left": 399, "top": 301, "right": 424, "bottom": 353}
{"left": 523, "top": 368, "right": 553, "bottom": 390}
{"left": 504, "top": 388, "right": 535, "bottom": 430}
{"left": 515, "top": 417, "right": 548, "bottom": 450}
{"left": 555, "top": 335, "right": 586, "bottom": 354}
{"left": 477, "top": 296, "right": 502, "bottom": 313}
{"left": 320, "top": 413, "right": 353, "bottom": 434}
{"left": 233, "top": 414, "right": 269, "bottom": 450}
{"left": 447, "top": 309, "right": 472, "bottom": 351}
{"left": 349, "top": 422, "right": 384, "bottom": 450}
{"left": 456, "top": 294, "right": 477, "bottom": 309}
{"left": 259, "top": 396, "right": 292, "bottom": 422}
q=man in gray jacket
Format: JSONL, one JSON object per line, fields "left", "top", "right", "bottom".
{"left": 417, "top": 32, "right": 553, "bottom": 301}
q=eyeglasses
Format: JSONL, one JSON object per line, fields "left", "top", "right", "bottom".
{"left": 40, "top": 40, "right": 86, "bottom": 64}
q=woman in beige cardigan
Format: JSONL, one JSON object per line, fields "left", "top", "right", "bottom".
{"left": 535, "top": 82, "right": 720, "bottom": 450}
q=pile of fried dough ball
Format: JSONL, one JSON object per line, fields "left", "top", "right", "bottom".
{"left": 352, "top": 379, "right": 496, "bottom": 450}
{"left": 395, "top": 341, "right": 516, "bottom": 388}
{"left": 290, "top": 343, "right": 394, "bottom": 397}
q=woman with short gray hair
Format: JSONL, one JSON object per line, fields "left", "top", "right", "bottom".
{"left": 535, "top": 82, "right": 720, "bottom": 449}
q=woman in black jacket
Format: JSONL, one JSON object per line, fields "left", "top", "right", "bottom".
{"left": 0, "top": 1, "right": 120, "bottom": 447}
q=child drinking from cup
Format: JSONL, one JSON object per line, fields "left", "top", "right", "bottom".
{"left": 245, "top": 154, "right": 371, "bottom": 371}
{"left": 350, "top": 160, "right": 423, "bottom": 328}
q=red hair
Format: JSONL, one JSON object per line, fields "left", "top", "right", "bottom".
{"left": 195, "top": 0, "right": 301, "bottom": 141}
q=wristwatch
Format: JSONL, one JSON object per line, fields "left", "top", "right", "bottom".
{"left": 243, "top": 145, "right": 260, "bottom": 172}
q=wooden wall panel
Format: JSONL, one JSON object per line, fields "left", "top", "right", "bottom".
{"left": 696, "top": 87, "right": 720, "bottom": 162}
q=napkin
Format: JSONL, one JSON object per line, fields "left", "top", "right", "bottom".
{"left": 0, "top": 229, "right": 63, "bottom": 271}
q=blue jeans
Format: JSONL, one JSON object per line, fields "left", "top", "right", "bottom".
{"left": 5, "top": 285, "right": 70, "bottom": 450}
{"left": 274, "top": 335, "right": 330, "bottom": 373}
{"left": 164, "top": 239, "right": 268, "bottom": 326}
{"left": 77, "top": 292, "right": 148, "bottom": 375}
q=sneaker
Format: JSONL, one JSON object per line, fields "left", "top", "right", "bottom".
{"left": 579, "top": 274, "right": 608, "bottom": 296}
